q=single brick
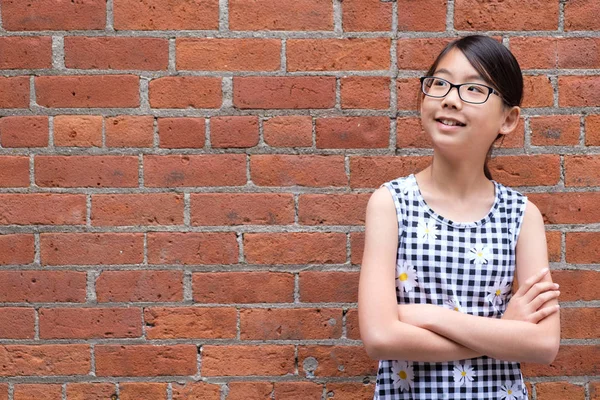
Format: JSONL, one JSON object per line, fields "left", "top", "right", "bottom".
{"left": 149, "top": 77, "right": 222, "bottom": 109}
{"left": 316, "top": 117, "right": 389, "bottom": 149}
{"left": 95, "top": 344, "right": 197, "bottom": 376}
{"left": 158, "top": 117, "right": 205, "bottom": 148}
{"left": 0, "top": 36, "right": 52, "bottom": 69}
{"left": 54, "top": 115, "right": 102, "bottom": 147}
{"left": 263, "top": 116, "right": 313, "bottom": 148}
{"left": 210, "top": 116, "right": 259, "bottom": 148}
{"left": 244, "top": 232, "right": 347, "bottom": 264}
{"left": 95, "top": 270, "right": 183, "bottom": 302}
{"left": 1, "top": 0, "right": 106, "bottom": 30}
{"left": 147, "top": 232, "right": 239, "bottom": 265}
{"left": 229, "top": 0, "right": 333, "bottom": 31}
{"left": 0, "top": 116, "right": 48, "bottom": 147}
{"left": 113, "top": 0, "right": 219, "bottom": 30}
{"left": 250, "top": 154, "right": 346, "bottom": 187}
{"left": 39, "top": 308, "right": 141, "bottom": 339}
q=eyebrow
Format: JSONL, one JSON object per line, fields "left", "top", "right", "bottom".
{"left": 434, "top": 68, "right": 484, "bottom": 82}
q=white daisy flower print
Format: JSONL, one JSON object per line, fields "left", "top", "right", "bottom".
{"left": 499, "top": 381, "right": 521, "bottom": 400}
{"left": 398, "top": 178, "right": 413, "bottom": 195}
{"left": 397, "top": 260, "right": 418, "bottom": 293}
{"left": 468, "top": 244, "right": 491, "bottom": 265}
{"left": 486, "top": 277, "right": 511, "bottom": 309}
{"left": 445, "top": 295, "right": 464, "bottom": 312}
{"left": 417, "top": 218, "right": 438, "bottom": 243}
{"left": 452, "top": 363, "right": 476, "bottom": 386}
{"left": 391, "top": 360, "right": 414, "bottom": 392}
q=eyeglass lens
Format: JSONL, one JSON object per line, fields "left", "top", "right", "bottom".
{"left": 422, "top": 77, "right": 490, "bottom": 104}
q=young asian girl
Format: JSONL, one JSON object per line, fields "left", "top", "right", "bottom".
{"left": 358, "top": 35, "right": 561, "bottom": 399}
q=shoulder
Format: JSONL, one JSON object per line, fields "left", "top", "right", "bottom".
{"left": 496, "top": 181, "right": 528, "bottom": 207}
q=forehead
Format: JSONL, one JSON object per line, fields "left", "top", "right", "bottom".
{"left": 433, "top": 48, "right": 485, "bottom": 82}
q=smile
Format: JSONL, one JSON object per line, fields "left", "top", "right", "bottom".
{"left": 437, "top": 118, "right": 466, "bottom": 127}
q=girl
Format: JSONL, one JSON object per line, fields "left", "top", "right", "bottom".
{"left": 358, "top": 35, "right": 561, "bottom": 399}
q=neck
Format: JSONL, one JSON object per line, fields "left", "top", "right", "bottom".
{"left": 418, "top": 152, "right": 492, "bottom": 201}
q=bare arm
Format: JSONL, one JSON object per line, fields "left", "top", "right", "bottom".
{"left": 396, "top": 200, "right": 561, "bottom": 364}
{"left": 358, "top": 186, "right": 484, "bottom": 362}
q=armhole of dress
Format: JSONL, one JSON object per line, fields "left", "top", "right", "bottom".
{"left": 512, "top": 195, "right": 528, "bottom": 246}
{"left": 380, "top": 181, "right": 404, "bottom": 238}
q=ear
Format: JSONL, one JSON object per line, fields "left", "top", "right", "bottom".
{"left": 499, "top": 106, "right": 521, "bottom": 135}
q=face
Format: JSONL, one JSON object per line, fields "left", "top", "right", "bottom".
{"left": 420, "top": 48, "right": 519, "bottom": 158}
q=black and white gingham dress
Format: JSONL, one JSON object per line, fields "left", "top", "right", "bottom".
{"left": 375, "top": 174, "right": 529, "bottom": 400}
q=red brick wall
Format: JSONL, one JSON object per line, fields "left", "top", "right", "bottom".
{"left": 0, "top": 0, "right": 598, "bottom": 399}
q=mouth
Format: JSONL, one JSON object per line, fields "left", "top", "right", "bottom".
{"left": 436, "top": 118, "right": 466, "bottom": 127}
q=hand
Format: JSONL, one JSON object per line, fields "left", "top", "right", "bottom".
{"left": 502, "top": 268, "right": 560, "bottom": 324}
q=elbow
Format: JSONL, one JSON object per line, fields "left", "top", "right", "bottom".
{"left": 361, "top": 329, "right": 396, "bottom": 360}
{"left": 536, "top": 336, "right": 560, "bottom": 365}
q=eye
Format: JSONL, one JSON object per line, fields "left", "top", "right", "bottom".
{"left": 433, "top": 79, "right": 448, "bottom": 87}
{"left": 466, "top": 84, "right": 486, "bottom": 94}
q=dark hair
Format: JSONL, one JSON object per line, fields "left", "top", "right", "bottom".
{"left": 420, "top": 35, "right": 524, "bottom": 180}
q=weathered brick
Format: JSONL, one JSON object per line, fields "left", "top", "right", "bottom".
{"left": 119, "top": 383, "right": 168, "bottom": 400}
{"left": 341, "top": 77, "right": 390, "bottom": 110}
{"left": 559, "top": 76, "right": 600, "bottom": 107}
{"left": 96, "top": 270, "right": 183, "bottom": 302}
{"left": 35, "top": 75, "right": 139, "bottom": 108}
{"left": 522, "top": 75, "right": 554, "bottom": 108}
{"left": 172, "top": 382, "right": 220, "bottom": 400}
{"left": 560, "top": 308, "right": 600, "bottom": 339}
{"left": 0, "top": 308, "right": 35, "bottom": 339}
{"left": 287, "top": 39, "right": 390, "bottom": 71}
{"left": 299, "top": 272, "right": 359, "bottom": 303}
{"left": 39, "top": 308, "right": 141, "bottom": 339}
{"left": 54, "top": 115, "right": 102, "bottom": 147}
{"left": 66, "top": 383, "right": 117, "bottom": 400}
{"left": 0, "top": 157, "right": 29, "bottom": 187}
{"left": 176, "top": 38, "right": 280, "bottom": 71}
{"left": 157, "top": 117, "right": 205, "bottom": 148}
{"left": 298, "top": 193, "right": 370, "bottom": 225}
{"left": 397, "top": 0, "right": 447, "bottom": 31}
{"left": 0, "top": 271, "right": 86, "bottom": 303}
{"left": 250, "top": 155, "right": 346, "bottom": 187}
{"left": 35, "top": 155, "right": 139, "bottom": 188}
{"left": 0, "top": 76, "right": 29, "bottom": 108}
{"left": 342, "top": 0, "right": 392, "bottom": 32}
{"left": 149, "top": 77, "right": 222, "bottom": 109}
{"left": 210, "top": 116, "right": 259, "bottom": 148}
{"left": 263, "top": 116, "right": 313, "bottom": 148}
{"left": 244, "top": 232, "right": 347, "bottom": 264}
{"left": 227, "top": 382, "right": 273, "bottom": 400}
{"left": 240, "top": 308, "right": 343, "bottom": 340}
{"left": 144, "top": 307, "right": 237, "bottom": 339}
{"left": 1, "top": 0, "right": 105, "bottom": 30}
{"left": 40, "top": 233, "right": 144, "bottom": 266}
{"left": 397, "top": 38, "right": 453, "bottom": 70}
{"left": 0, "top": 345, "right": 90, "bottom": 376}
{"left": 92, "top": 193, "right": 183, "bottom": 226}
{"left": 0, "top": 36, "right": 52, "bottom": 69}
{"left": 65, "top": 37, "right": 169, "bottom": 70}
{"left": 0, "top": 116, "right": 48, "bottom": 147}
{"left": 565, "top": 155, "right": 600, "bottom": 186}
{"left": 298, "top": 346, "right": 377, "bottom": 377}
{"left": 566, "top": 232, "right": 600, "bottom": 264}
{"left": 535, "top": 382, "right": 585, "bottom": 400}
{"left": 349, "top": 156, "right": 431, "bottom": 188}
{"left": 0, "top": 194, "right": 85, "bottom": 225}
{"left": 113, "top": 0, "right": 219, "bottom": 30}
{"left": 454, "top": 0, "right": 558, "bottom": 30}
{"left": 488, "top": 155, "right": 561, "bottom": 186}
{"left": 234, "top": 76, "right": 336, "bottom": 109}
{"left": 147, "top": 232, "right": 238, "bottom": 265}
{"left": 14, "top": 384, "right": 62, "bottom": 400}
{"left": 316, "top": 117, "right": 389, "bottom": 149}
{"left": 229, "top": 0, "right": 332, "bottom": 31}
{"left": 530, "top": 115, "right": 580, "bottom": 146}
{"left": 565, "top": 0, "right": 600, "bottom": 31}
{"left": 95, "top": 345, "right": 197, "bottom": 376}
{"left": 191, "top": 193, "right": 295, "bottom": 226}
{"left": 201, "top": 345, "right": 295, "bottom": 376}
{"left": 274, "top": 382, "right": 323, "bottom": 400}
{"left": 193, "top": 272, "right": 294, "bottom": 304}
{"left": 143, "top": 154, "right": 246, "bottom": 187}
{"left": 105, "top": 116, "right": 154, "bottom": 148}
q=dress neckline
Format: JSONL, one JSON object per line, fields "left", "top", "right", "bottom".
{"left": 408, "top": 173, "right": 503, "bottom": 229}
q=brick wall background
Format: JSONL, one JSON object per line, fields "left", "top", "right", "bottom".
{"left": 0, "top": 0, "right": 598, "bottom": 399}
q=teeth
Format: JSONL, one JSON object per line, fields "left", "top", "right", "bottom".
{"left": 439, "top": 119, "right": 463, "bottom": 126}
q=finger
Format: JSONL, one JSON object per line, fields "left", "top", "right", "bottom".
{"left": 523, "top": 281, "right": 559, "bottom": 304}
{"left": 516, "top": 268, "right": 549, "bottom": 296}
{"left": 529, "top": 304, "right": 560, "bottom": 324}
{"left": 530, "top": 290, "right": 560, "bottom": 311}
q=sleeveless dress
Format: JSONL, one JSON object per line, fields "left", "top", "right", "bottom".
{"left": 375, "top": 174, "right": 529, "bottom": 400}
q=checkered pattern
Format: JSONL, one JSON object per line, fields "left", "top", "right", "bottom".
{"left": 374, "top": 174, "right": 529, "bottom": 400}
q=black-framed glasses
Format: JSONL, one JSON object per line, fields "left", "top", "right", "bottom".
{"left": 420, "top": 76, "right": 502, "bottom": 104}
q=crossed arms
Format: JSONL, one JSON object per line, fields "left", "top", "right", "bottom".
{"left": 358, "top": 187, "right": 561, "bottom": 364}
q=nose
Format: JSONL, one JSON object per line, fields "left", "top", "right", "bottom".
{"left": 441, "top": 86, "right": 462, "bottom": 109}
